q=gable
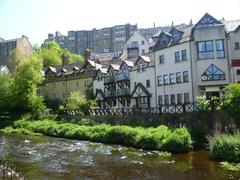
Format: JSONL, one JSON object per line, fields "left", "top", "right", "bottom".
{"left": 194, "top": 13, "right": 223, "bottom": 30}
{"left": 201, "top": 64, "right": 225, "bottom": 81}
{"left": 131, "top": 83, "right": 151, "bottom": 98}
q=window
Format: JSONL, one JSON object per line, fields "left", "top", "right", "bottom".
{"left": 181, "top": 49, "right": 187, "bottom": 61}
{"left": 159, "top": 55, "right": 164, "bottom": 64}
{"left": 164, "top": 95, "right": 169, "bottom": 105}
{"left": 237, "top": 69, "right": 240, "bottom": 75}
{"left": 157, "top": 76, "right": 162, "bottom": 86}
{"left": 146, "top": 80, "right": 150, "bottom": 88}
{"left": 170, "top": 94, "right": 176, "bottom": 105}
{"left": 235, "top": 42, "right": 240, "bottom": 49}
{"left": 177, "top": 94, "right": 182, "bottom": 104}
{"left": 132, "top": 41, "right": 138, "bottom": 48}
{"left": 184, "top": 93, "right": 190, "bottom": 104}
{"left": 137, "top": 63, "right": 146, "bottom": 73}
{"left": 216, "top": 40, "right": 225, "bottom": 58}
{"left": 169, "top": 73, "right": 175, "bottom": 84}
{"left": 158, "top": 95, "right": 163, "bottom": 105}
{"left": 63, "top": 92, "right": 65, "bottom": 99}
{"left": 142, "top": 49, "right": 145, "bottom": 55}
{"left": 176, "top": 72, "right": 181, "bottom": 83}
{"left": 183, "top": 71, "right": 189, "bottom": 82}
{"left": 198, "top": 41, "right": 214, "bottom": 59}
{"left": 175, "top": 51, "right": 180, "bottom": 62}
{"left": 76, "top": 81, "right": 79, "bottom": 87}
{"left": 163, "top": 75, "right": 169, "bottom": 85}
{"left": 201, "top": 64, "right": 225, "bottom": 81}
{"left": 63, "top": 82, "right": 65, "bottom": 86}
{"left": 141, "top": 40, "right": 145, "bottom": 45}
{"left": 140, "top": 97, "right": 148, "bottom": 108}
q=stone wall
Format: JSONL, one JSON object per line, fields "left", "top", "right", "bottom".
{"left": 58, "top": 111, "right": 238, "bottom": 135}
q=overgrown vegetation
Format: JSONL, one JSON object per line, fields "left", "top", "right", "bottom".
{"left": 209, "top": 132, "right": 240, "bottom": 163}
{"left": 36, "top": 41, "right": 84, "bottom": 67}
{"left": 220, "top": 162, "right": 240, "bottom": 172}
{"left": 8, "top": 118, "right": 192, "bottom": 153}
{"left": 60, "top": 91, "right": 96, "bottom": 115}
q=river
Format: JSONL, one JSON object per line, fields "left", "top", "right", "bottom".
{"left": 0, "top": 133, "right": 239, "bottom": 180}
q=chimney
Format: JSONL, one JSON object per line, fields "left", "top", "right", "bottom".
{"left": 153, "top": 22, "right": 155, "bottom": 28}
{"left": 85, "top": 49, "right": 92, "bottom": 61}
{"left": 61, "top": 53, "right": 68, "bottom": 66}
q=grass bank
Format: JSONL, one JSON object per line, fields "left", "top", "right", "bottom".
{"left": 209, "top": 132, "right": 240, "bottom": 164}
{"left": 6, "top": 118, "right": 192, "bottom": 153}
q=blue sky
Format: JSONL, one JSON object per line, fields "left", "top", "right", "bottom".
{"left": 1, "top": 0, "right": 240, "bottom": 45}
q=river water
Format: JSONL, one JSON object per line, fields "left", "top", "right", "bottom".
{"left": 0, "top": 133, "right": 239, "bottom": 180}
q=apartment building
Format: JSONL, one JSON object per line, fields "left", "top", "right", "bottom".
{"left": 92, "top": 13, "right": 240, "bottom": 108}
{"left": 122, "top": 31, "right": 150, "bottom": 58}
{"left": 0, "top": 36, "right": 33, "bottom": 70}
{"left": 45, "top": 24, "right": 137, "bottom": 55}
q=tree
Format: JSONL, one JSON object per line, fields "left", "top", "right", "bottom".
{"left": 222, "top": 83, "right": 240, "bottom": 124}
{"left": 62, "top": 49, "right": 84, "bottom": 64}
{"left": 12, "top": 54, "right": 46, "bottom": 117}
{"left": 60, "top": 91, "right": 96, "bottom": 115}
{"left": 0, "top": 73, "right": 13, "bottom": 111}
{"left": 41, "top": 41, "right": 62, "bottom": 67}
{"left": 40, "top": 42, "right": 84, "bottom": 67}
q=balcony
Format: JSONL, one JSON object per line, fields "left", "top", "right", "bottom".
{"left": 117, "top": 88, "right": 130, "bottom": 97}
{"left": 104, "top": 90, "right": 116, "bottom": 97}
{"left": 104, "top": 76, "right": 115, "bottom": 84}
{"left": 116, "top": 74, "right": 130, "bottom": 82}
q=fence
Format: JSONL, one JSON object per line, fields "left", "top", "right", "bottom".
{"left": 60, "top": 101, "right": 221, "bottom": 116}
{"left": 0, "top": 160, "right": 24, "bottom": 180}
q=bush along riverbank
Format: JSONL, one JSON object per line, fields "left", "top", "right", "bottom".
{"left": 209, "top": 132, "right": 240, "bottom": 171}
{"left": 5, "top": 118, "right": 192, "bottom": 153}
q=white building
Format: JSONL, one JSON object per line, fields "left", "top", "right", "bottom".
{"left": 92, "top": 13, "right": 240, "bottom": 109}
{"left": 122, "top": 31, "right": 150, "bottom": 59}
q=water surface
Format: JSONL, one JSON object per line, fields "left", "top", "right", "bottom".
{"left": 0, "top": 133, "right": 239, "bottom": 180}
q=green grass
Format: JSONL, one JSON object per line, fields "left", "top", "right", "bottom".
{"left": 0, "top": 127, "right": 42, "bottom": 136}
{"left": 220, "top": 162, "right": 240, "bottom": 172}
{"left": 5, "top": 118, "right": 192, "bottom": 153}
{"left": 209, "top": 132, "right": 240, "bottom": 163}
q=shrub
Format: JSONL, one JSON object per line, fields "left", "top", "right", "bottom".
{"left": 209, "top": 132, "right": 240, "bottom": 163}
{"left": 162, "top": 127, "right": 192, "bottom": 153}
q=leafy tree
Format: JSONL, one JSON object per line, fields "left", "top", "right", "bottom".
{"left": 62, "top": 49, "right": 84, "bottom": 64}
{"left": 12, "top": 54, "right": 46, "bottom": 117}
{"left": 0, "top": 72, "right": 13, "bottom": 111}
{"left": 60, "top": 91, "right": 96, "bottom": 115}
{"left": 222, "top": 83, "right": 240, "bottom": 124}
{"left": 39, "top": 42, "right": 84, "bottom": 67}
{"left": 40, "top": 41, "right": 62, "bottom": 67}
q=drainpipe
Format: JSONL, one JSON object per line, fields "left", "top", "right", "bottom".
{"left": 189, "top": 41, "right": 195, "bottom": 102}
{"left": 153, "top": 50, "right": 158, "bottom": 107}
{"left": 225, "top": 35, "right": 231, "bottom": 84}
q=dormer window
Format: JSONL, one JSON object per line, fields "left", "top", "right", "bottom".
{"left": 172, "top": 33, "right": 179, "bottom": 43}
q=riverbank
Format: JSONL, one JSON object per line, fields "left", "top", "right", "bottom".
{"left": 1, "top": 118, "right": 192, "bottom": 153}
